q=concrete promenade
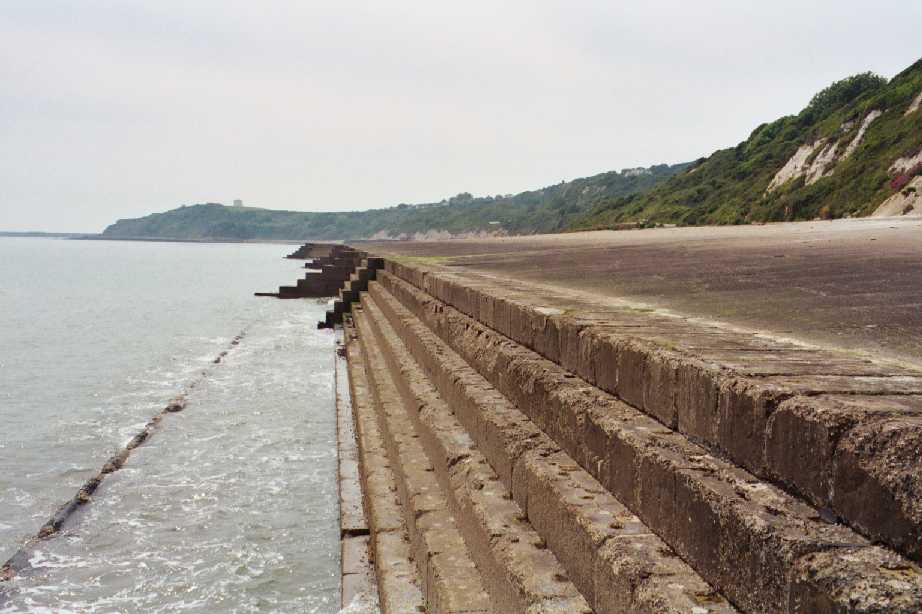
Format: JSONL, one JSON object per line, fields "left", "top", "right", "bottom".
{"left": 332, "top": 219, "right": 922, "bottom": 612}
{"left": 359, "top": 218, "right": 922, "bottom": 369}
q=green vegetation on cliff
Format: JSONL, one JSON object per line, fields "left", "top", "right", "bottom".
{"left": 571, "top": 58, "right": 922, "bottom": 228}
{"left": 105, "top": 59, "right": 922, "bottom": 240}
{"left": 101, "top": 164, "right": 686, "bottom": 241}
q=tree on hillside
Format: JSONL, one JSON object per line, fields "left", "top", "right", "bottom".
{"left": 804, "top": 72, "right": 887, "bottom": 118}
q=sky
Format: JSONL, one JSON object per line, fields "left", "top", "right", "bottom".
{"left": 1, "top": 1, "right": 920, "bottom": 232}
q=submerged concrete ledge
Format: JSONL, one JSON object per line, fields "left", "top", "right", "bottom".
{"left": 334, "top": 228, "right": 922, "bottom": 613}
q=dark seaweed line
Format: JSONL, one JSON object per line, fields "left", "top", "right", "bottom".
{"left": 0, "top": 331, "right": 247, "bottom": 591}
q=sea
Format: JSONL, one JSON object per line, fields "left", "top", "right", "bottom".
{"left": 0, "top": 237, "right": 343, "bottom": 613}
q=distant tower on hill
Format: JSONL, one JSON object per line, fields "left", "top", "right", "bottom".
{"left": 233, "top": 199, "right": 243, "bottom": 208}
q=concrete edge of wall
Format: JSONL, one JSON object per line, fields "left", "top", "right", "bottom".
{"left": 335, "top": 329, "right": 379, "bottom": 611}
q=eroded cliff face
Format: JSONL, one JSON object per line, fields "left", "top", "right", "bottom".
{"left": 767, "top": 141, "right": 824, "bottom": 190}
{"left": 873, "top": 176, "right": 922, "bottom": 217}
{"left": 367, "top": 228, "right": 508, "bottom": 241}
{"left": 758, "top": 87, "right": 922, "bottom": 220}
{"left": 905, "top": 90, "right": 922, "bottom": 116}
{"left": 872, "top": 97, "right": 922, "bottom": 216}
{"left": 572, "top": 62, "right": 922, "bottom": 227}
{"left": 768, "top": 109, "right": 883, "bottom": 191}
{"left": 890, "top": 148, "right": 922, "bottom": 174}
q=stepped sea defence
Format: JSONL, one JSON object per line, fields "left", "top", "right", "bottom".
{"left": 286, "top": 221, "right": 922, "bottom": 613}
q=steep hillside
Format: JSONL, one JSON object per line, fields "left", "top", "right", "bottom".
{"left": 101, "top": 164, "right": 686, "bottom": 241}
{"left": 571, "top": 58, "right": 922, "bottom": 228}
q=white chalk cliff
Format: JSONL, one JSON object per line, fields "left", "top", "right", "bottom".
{"left": 767, "top": 109, "right": 882, "bottom": 191}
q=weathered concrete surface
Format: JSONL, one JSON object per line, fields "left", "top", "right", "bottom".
{"left": 372, "top": 270, "right": 922, "bottom": 612}
{"left": 334, "top": 334, "right": 378, "bottom": 609}
{"left": 285, "top": 242, "right": 349, "bottom": 260}
{"left": 344, "top": 325, "right": 425, "bottom": 613}
{"left": 321, "top": 259, "right": 385, "bottom": 329}
{"left": 262, "top": 243, "right": 371, "bottom": 298}
{"left": 377, "top": 259, "right": 922, "bottom": 564}
{"left": 356, "top": 218, "right": 922, "bottom": 368}
{"left": 340, "top": 535, "right": 374, "bottom": 610}
{"left": 361, "top": 298, "right": 598, "bottom": 613}
{"left": 354, "top": 310, "right": 492, "bottom": 614}
{"left": 341, "top": 220, "right": 922, "bottom": 612}
{"left": 366, "top": 283, "right": 735, "bottom": 613}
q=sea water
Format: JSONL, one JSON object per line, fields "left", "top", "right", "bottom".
{"left": 0, "top": 238, "right": 340, "bottom": 612}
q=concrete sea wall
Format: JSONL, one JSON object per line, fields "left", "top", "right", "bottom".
{"left": 257, "top": 243, "right": 377, "bottom": 299}
{"left": 328, "top": 244, "right": 922, "bottom": 613}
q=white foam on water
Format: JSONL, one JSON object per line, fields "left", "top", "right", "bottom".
{"left": 27, "top": 549, "right": 94, "bottom": 571}
{"left": 3, "top": 301, "right": 340, "bottom": 612}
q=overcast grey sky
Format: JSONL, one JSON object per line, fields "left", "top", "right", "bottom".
{"left": 1, "top": 1, "right": 920, "bottom": 232}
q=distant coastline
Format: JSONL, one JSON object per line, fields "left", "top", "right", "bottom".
{"left": 0, "top": 231, "right": 90, "bottom": 238}
{"left": 73, "top": 235, "right": 311, "bottom": 245}
{"left": 0, "top": 232, "right": 308, "bottom": 245}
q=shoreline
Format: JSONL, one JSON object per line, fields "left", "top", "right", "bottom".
{"left": 74, "top": 235, "right": 312, "bottom": 245}
{"left": 1, "top": 233, "right": 314, "bottom": 245}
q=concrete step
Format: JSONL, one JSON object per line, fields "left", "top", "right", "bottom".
{"left": 363, "top": 256, "right": 385, "bottom": 270}
{"left": 353, "top": 309, "right": 492, "bottom": 614}
{"left": 346, "top": 277, "right": 369, "bottom": 293}
{"left": 373, "top": 272, "right": 922, "bottom": 613}
{"left": 286, "top": 242, "right": 355, "bottom": 260}
{"left": 338, "top": 288, "right": 359, "bottom": 306}
{"left": 296, "top": 275, "right": 345, "bottom": 297}
{"left": 361, "top": 292, "right": 735, "bottom": 613}
{"left": 268, "top": 247, "right": 370, "bottom": 302}
{"left": 320, "top": 265, "right": 355, "bottom": 281}
{"left": 335, "top": 336, "right": 377, "bottom": 609}
{"left": 277, "top": 285, "right": 302, "bottom": 298}
{"left": 331, "top": 268, "right": 376, "bottom": 316}
{"left": 320, "top": 310, "right": 339, "bottom": 329}
{"left": 356, "top": 301, "right": 592, "bottom": 613}
{"left": 381, "top": 261, "right": 922, "bottom": 563}
{"left": 343, "top": 323, "right": 425, "bottom": 613}
{"left": 285, "top": 242, "right": 316, "bottom": 259}
{"left": 353, "top": 267, "right": 375, "bottom": 283}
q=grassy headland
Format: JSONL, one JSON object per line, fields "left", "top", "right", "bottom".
{"left": 101, "top": 164, "right": 686, "bottom": 241}
{"left": 571, "top": 59, "right": 922, "bottom": 228}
